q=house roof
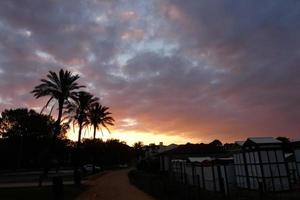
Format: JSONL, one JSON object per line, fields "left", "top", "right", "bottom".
{"left": 188, "top": 157, "right": 212, "bottom": 163}
{"left": 248, "top": 137, "right": 281, "bottom": 144}
{"left": 242, "top": 137, "right": 282, "bottom": 149}
{"left": 235, "top": 141, "right": 245, "bottom": 146}
{"left": 186, "top": 156, "right": 234, "bottom": 165}
{"left": 157, "top": 143, "right": 226, "bottom": 157}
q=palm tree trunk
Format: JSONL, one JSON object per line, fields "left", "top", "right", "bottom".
{"left": 93, "top": 125, "right": 96, "bottom": 173}
{"left": 93, "top": 125, "right": 96, "bottom": 140}
{"left": 52, "top": 99, "right": 63, "bottom": 154}
{"left": 74, "top": 122, "right": 83, "bottom": 186}
{"left": 76, "top": 122, "right": 83, "bottom": 168}
{"left": 40, "top": 99, "right": 63, "bottom": 186}
{"left": 77, "top": 123, "right": 83, "bottom": 149}
{"left": 55, "top": 99, "right": 64, "bottom": 137}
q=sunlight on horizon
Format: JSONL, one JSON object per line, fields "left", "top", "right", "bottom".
{"left": 67, "top": 126, "right": 199, "bottom": 146}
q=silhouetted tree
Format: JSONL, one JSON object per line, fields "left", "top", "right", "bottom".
{"left": 277, "top": 136, "right": 292, "bottom": 152}
{"left": 88, "top": 102, "right": 114, "bottom": 140}
{"left": 209, "top": 139, "right": 223, "bottom": 147}
{"left": 0, "top": 108, "right": 54, "bottom": 139}
{"left": 277, "top": 136, "right": 290, "bottom": 144}
{"left": 31, "top": 69, "right": 83, "bottom": 142}
{"left": 133, "top": 141, "right": 144, "bottom": 160}
{"left": 0, "top": 108, "right": 55, "bottom": 169}
{"left": 103, "top": 139, "right": 133, "bottom": 167}
{"left": 66, "top": 91, "right": 98, "bottom": 149}
{"left": 80, "top": 139, "right": 134, "bottom": 169}
{"left": 31, "top": 69, "right": 83, "bottom": 186}
{"left": 88, "top": 102, "right": 114, "bottom": 172}
{"left": 65, "top": 91, "right": 98, "bottom": 185}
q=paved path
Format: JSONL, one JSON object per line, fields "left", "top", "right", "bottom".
{"left": 76, "top": 169, "right": 155, "bottom": 200}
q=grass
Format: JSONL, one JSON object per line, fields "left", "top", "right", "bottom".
{"left": 0, "top": 185, "right": 86, "bottom": 200}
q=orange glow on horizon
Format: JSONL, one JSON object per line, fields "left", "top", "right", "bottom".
{"left": 67, "top": 126, "right": 199, "bottom": 146}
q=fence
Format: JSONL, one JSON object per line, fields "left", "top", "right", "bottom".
{"left": 170, "top": 152, "right": 298, "bottom": 195}
{"left": 295, "top": 147, "right": 300, "bottom": 179}
{"left": 171, "top": 158, "right": 235, "bottom": 195}
{"left": 234, "top": 148, "right": 291, "bottom": 192}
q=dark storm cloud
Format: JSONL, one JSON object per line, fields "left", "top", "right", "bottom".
{"left": 155, "top": 0, "right": 300, "bottom": 140}
{"left": 0, "top": 0, "right": 299, "bottom": 142}
{"left": 0, "top": 0, "right": 134, "bottom": 108}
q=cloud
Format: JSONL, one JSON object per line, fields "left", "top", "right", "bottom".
{"left": 0, "top": 0, "right": 300, "bottom": 143}
{"left": 152, "top": 0, "right": 300, "bottom": 139}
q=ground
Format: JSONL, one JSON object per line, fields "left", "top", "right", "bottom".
{"left": 0, "top": 185, "right": 85, "bottom": 200}
{"left": 76, "top": 169, "right": 155, "bottom": 200}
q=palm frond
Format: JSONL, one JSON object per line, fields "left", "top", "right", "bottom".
{"left": 40, "top": 96, "right": 54, "bottom": 114}
{"left": 31, "top": 69, "right": 84, "bottom": 137}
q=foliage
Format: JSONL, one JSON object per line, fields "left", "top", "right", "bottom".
{"left": 31, "top": 69, "right": 84, "bottom": 137}
{"left": 133, "top": 141, "right": 145, "bottom": 158}
{"left": 0, "top": 108, "right": 75, "bottom": 169}
{"left": 0, "top": 108, "right": 54, "bottom": 139}
{"left": 209, "top": 139, "right": 223, "bottom": 147}
{"left": 88, "top": 102, "right": 114, "bottom": 139}
{"left": 65, "top": 91, "right": 98, "bottom": 146}
{"left": 80, "top": 139, "right": 134, "bottom": 168}
{"left": 0, "top": 68, "right": 120, "bottom": 171}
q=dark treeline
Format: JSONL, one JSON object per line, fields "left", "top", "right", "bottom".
{"left": 0, "top": 108, "right": 134, "bottom": 171}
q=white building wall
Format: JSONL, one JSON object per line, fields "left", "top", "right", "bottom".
{"left": 234, "top": 148, "right": 290, "bottom": 192}
{"left": 295, "top": 149, "right": 300, "bottom": 177}
{"left": 203, "top": 166, "right": 214, "bottom": 191}
{"left": 194, "top": 165, "right": 204, "bottom": 188}
{"left": 234, "top": 152, "right": 248, "bottom": 189}
{"left": 171, "top": 160, "right": 235, "bottom": 194}
{"left": 224, "top": 164, "right": 236, "bottom": 190}
{"left": 186, "top": 164, "right": 194, "bottom": 185}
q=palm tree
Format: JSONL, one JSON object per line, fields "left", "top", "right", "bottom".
{"left": 66, "top": 91, "right": 98, "bottom": 149}
{"left": 32, "top": 69, "right": 83, "bottom": 186}
{"left": 31, "top": 69, "right": 84, "bottom": 139}
{"left": 66, "top": 91, "right": 98, "bottom": 186}
{"left": 88, "top": 102, "right": 114, "bottom": 172}
{"left": 88, "top": 102, "right": 114, "bottom": 141}
{"left": 133, "top": 141, "right": 144, "bottom": 160}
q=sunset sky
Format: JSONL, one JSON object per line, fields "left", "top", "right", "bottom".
{"left": 0, "top": 0, "right": 300, "bottom": 145}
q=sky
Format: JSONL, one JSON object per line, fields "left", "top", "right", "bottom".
{"left": 0, "top": 0, "right": 300, "bottom": 145}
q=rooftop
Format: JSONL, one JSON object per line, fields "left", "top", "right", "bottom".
{"left": 248, "top": 137, "right": 281, "bottom": 144}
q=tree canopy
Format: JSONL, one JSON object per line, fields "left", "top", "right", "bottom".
{"left": 0, "top": 108, "right": 55, "bottom": 139}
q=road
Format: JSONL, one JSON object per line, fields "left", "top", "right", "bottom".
{"left": 76, "top": 169, "right": 155, "bottom": 200}
{"left": 0, "top": 170, "right": 75, "bottom": 188}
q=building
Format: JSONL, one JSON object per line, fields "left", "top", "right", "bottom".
{"left": 285, "top": 153, "right": 298, "bottom": 184}
{"left": 294, "top": 140, "right": 300, "bottom": 179}
{"left": 162, "top": 142, "right": 235, "bottom": 195}
{"left": 158, "top": 143, "right": 225, "bottom": 172}
{"left": 142, "top": 142, "right": 177, "bottom": 160}
{"left": 234, "top": 137, "right": 290, "bottom": 192}
{"left": 171, "top": 156, "right": 235, "bottom": 195}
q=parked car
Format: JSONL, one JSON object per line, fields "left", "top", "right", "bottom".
{"left": 118, "top": 164, "right": 128, "bottom": 168}
{"left": 81, "top": 164, "right": 101, "bottom": 174}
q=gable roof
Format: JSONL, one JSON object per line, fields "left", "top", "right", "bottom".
{"left": 235, "top": 141, "right": 245, "bottom": 146}
{"left": 188, "top": 157, "right": 212, "bottom": 163}
{"left": 158, "top": 143, "right": 225, "bottom": 157}
{"left": 243, "top": 137, "right": 282, "bottom": 148}
{"left": 248, "top": 137, "right": 281, "bottom": 144}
